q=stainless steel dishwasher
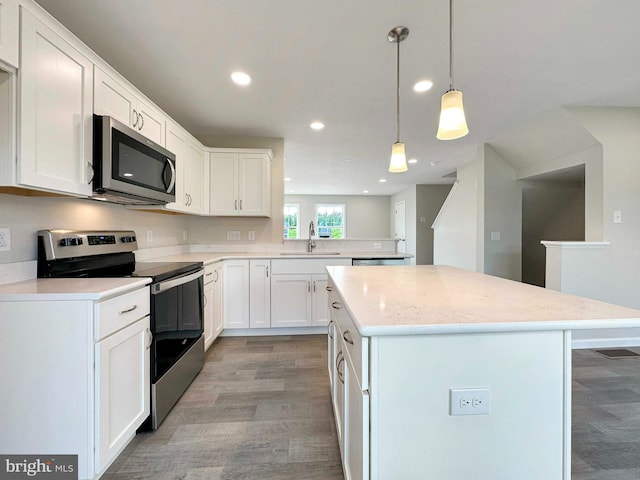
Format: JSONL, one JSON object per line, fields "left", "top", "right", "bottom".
{"left": 352, "top": 258, "right": 406, "bottom": 266}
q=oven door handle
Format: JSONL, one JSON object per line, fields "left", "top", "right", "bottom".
{"left": 152, "top": 269, "right": 203, "bottom": 294}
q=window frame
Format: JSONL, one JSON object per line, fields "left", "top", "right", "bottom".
{"left": 283, "top": 203, "right": 300, "bottom": 239}
{"left": 315, "top": 203, "right": 346, "bottom": 239}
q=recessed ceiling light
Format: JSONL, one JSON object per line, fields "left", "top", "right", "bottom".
{"left": 413, "top": 80, "right": 434, "bottom": 92}
{"left": 430, "top": 160, "right": 441, "bottom": 166}
{"left": 408, "top": 158, "right": 418, "bottom": 164}
{"left": 284, "top": 177, "right": 292, "bottom": 182}
{"left": 231, "top": 71, "right": 251, "bottom": 86}
{"left": 379, "top": 179, "right": 386, "bottom": 183}
{"left": 310, "top": 121, "right": 325, "bottom": 130}
{"left": 363, "top": 190, "right": 369, "bottom": 194}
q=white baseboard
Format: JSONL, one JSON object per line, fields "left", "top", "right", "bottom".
{"left": 221, "top": 326, "right": 327, "bottom": 337}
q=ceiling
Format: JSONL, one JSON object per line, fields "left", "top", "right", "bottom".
{"left": 35, "top": 0, "right": 640, "bottom": 195}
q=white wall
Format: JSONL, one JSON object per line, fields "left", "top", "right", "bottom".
{"left": 284, "top": 194, "right": 390, "bottom": 239}
{"left": 415, "top": 185, "right": 452, "bottom": 265}
{"left": 0, "top": 193, "right": 188, "bottom": 264}
{"left": 390, "top": 186, "right": 417, "bottom": 264}
{"left": 433, "top": 157, "right": 482, "bottom": 271}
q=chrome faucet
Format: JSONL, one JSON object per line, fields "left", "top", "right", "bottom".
{"left": 308, "top": 221, "right": 316, "bottom": 252}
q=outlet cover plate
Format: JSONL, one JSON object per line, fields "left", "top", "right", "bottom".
{"left": 450, "top": 387, "right": 491, "bottom": 416}
{"left": 0, "top": 227, "right": 11, "bottom": 252}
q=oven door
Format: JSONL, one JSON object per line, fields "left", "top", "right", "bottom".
{"left": 151, "top": 269, "right": 203, "bottom": 381}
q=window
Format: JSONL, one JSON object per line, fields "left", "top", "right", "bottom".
{"left": 284, "top": 203, "right": 300, "bottom": 239}
{"left": 315, "top": 204, "right": 346, "bottom": 239}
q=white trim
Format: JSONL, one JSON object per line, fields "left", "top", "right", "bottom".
{"left": 562, "top": 330, "right": 572, "bottom": 480}
{"left": 221, "top": 326, "right": 327, "bottom": 336}
{"left": 541, "top": 241, "right": 610, "bottom": 249}
{"left": 431, "top": 180, "right": 458, "bottom": 229}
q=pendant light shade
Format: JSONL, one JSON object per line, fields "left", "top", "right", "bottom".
{"left": 388, "top": 26, "right": 409, "bottom": 173}
{"left": 437, "top": 0, "right": 469, "bottom": 140}
{"left": 436, "top": 89, "right": 468, "bottom": 140}
{"left": 389, "top": 142, "right": 408, "bottom": 173}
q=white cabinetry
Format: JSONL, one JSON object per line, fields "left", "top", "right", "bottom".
{"left": 165, "top": 120, "right": 204, "bottom": 214}
{"left": 94, "top": 66, "right": 165, "bottom": 145}
{"left": 270, "top": 258, "right": 351, "bottom": 328}
{"left": 249, "top": 259, "right": 271, "bottom": 328}
{"left": 0, "top": 0, "right": 18, "bottom": 68}
{"left": 208, "top": 149, "right": 272, "bottom": 217}
{"left": 0, "top": 285, "right": 150, "bottom": 480}
{"left": 203, "top": 262, "right": 223, "bottom": 350}
{"left": 223, "top": 259, "right": 250, "bottom": 328}
{"left": 19, "top": 8, "right": 93, "bottom": 196}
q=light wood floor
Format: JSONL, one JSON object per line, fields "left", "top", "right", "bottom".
{"left": 102, "top": 336, "right": 640, "bottom": 480}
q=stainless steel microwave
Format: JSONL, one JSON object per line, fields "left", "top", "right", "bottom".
{"left": 92, "top": 115, "right": 176, "bottom": 205}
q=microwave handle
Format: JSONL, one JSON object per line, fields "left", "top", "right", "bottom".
{"left": 163, "top": 159, "right": 176, "bottom": 193}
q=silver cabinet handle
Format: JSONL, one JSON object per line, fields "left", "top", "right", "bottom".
{"left": 235, "top": 199, "right": 238, "bottom": 211}
{"left": 331, "top": 301, "right": 343, "bottom": 309}
{"left": 139, "top": 113, "right": 144, "bottom": 130}
{"left": 266, "top": 265, "right": 269, "bottom": 278}
{"left": 132, "top": 109, "right": 138, "bottom": 127}
{"left": 119, "top": 305, "right": 137, "bottom": 315}
{"left": 205, "top": 272, "right": 214, "bottom": 277}
{"left": 326, "top": 286, "right": 333, "bottom": 292}
{"left": 343, "top": 330, "right": 354, "bottom": 345}
{"left": 313, "top": 281, "right": 316, "bottom": 293}
{"left": 337, "top": 351, "right": 345, "bottom": 384}
{"left": 145, "top": 327, "right": 153, "bottom": 349}
{"left": 308, "top": 281, "right": 311, "bottom": 293}
{"left": 214, "top": 270, "right": 219, "bottom": 282}
{"left": 328, "top": 320, "right": 334, "bottom": 339}
{"left": 240, "top": 199, "right": 243, "bottom": 210}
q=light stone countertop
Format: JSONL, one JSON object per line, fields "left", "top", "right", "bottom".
{"left": 326, "top": 265, "right": 640, "bottom": 336}
{"left": 0, "top": 277, "right": 151, "bottom": 301}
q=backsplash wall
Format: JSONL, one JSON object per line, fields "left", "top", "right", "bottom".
{"left": 0, "top": 193, "right": 189, "bottom": 264}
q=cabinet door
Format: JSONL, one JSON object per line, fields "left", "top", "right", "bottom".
{"left": 343, "top": 355, "right": 369, "bottom": 480}
{"left": 223, "top": 260, "right": 249, "bottom": 328}
{"left": 333, "top": 333, "right": 345, "bottom": 455}
{"left": 209, "top": 153, "right": 239, "bottom": 215}
{"left": 328, "top": 317, "right": 336, "bottom": 390}
{"left": 95, "top": 316, "right": 150, "bottom": 475}
{"left": 270, "top": 274, "right": 312, "bottom": 327}
{"left": 249, "top": 259, "right": 271, "bottom": 328}
{"left": 94, "top": 67, "right": 135, "bottom": 128}
{"left": 0, "top": 0, "right": 18, "bottom": 68}
{"left": 184, "top": 140, "right": 204, "bottom": 214}
{"left": 311, "top": 274, "right": 329, "bottom": 326}
{"left": 19, "top": 10, "right": 93, "bottom": 196}
{"left": 135, "top": 98, "right": 165, "bottom": 145}
{"left": 165, "top": 121, "right": 188, "bottom": 211}
{"left": 203, "top": 280, "right": 214, "bottom": 350}
{"left": 238, "top": 153, "right": 270, "bottom": 216}
{"left": 212, "top": 263, "right": 224, "bottom": 338}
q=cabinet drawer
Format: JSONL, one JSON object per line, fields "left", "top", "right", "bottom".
{"left": 95, "top": 287, "right": 150, "bottom": 340}
{"left": 330, "top": 291, "right": 368, "bottom": 391}
{"left": 204, "top": 264, "right": 216, "bottom": 285}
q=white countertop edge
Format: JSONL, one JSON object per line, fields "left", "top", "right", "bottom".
{"left": 357, "top": 317, "right": 640, "bottom": 337}
{"left": 541, "top": 241, "right": 611, "bottom": 249}
{"left": 0, "top": 278, "right": 151, "bottom": 301}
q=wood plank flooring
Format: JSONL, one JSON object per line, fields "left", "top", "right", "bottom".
{"left": 101, "top": 336, "right": 640, "bottom": 480}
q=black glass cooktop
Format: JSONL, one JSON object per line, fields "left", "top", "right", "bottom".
{"left": 131, "top": 261, "right": 203, "bottom": 283}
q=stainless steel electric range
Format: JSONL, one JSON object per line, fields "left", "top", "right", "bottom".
{"left": 37, "top": 229, "right": 204, "bottom": 429}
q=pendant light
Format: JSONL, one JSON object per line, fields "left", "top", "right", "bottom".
{"left": 388, "top": 26, "right": 409, "bottom": 173}
{"left": 436, "top": 0, "right": 469, "bottom": 140}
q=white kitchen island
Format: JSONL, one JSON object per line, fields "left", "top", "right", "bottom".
{"left": 325, "top": 265, "right": 640, "bottom": 480}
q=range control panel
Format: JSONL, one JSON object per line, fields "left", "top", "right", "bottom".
{"left": 38, "top": 230, "right": 138, "bottom": 260}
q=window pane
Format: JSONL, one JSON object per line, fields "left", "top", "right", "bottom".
{"left": 315, "top": 204, "right": 345, "bottom": 239}
{"left": 284, "top": 203, "right": 300, "bottom": 239}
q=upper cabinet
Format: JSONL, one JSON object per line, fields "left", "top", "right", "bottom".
{"left": 94, "top": 66, "right": 165, "bottom": 145}
{"left": 209, "top": 149, "right": 272, "bottom": 217}
{"left": 18, "top": 8, "right": 93, "bottom": 196}
{"left": 165, "top": 120, "right": 205, "bottom": 215}
{"left": 0, "top": 0, "right": 18, "bottom": 68}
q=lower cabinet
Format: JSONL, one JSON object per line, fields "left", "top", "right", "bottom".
{"left": 203, "top": 261, "right": 223, "bottom": 350}
{"left": 271, "top": 273, "right": 328, "bottom": 327}
{"left": 95, "top": 315, "right": 150, "bottom": 474}
{"left": 249, "top": 259, "right": 271, "bottom": 328}
{"left": 222, "top": 259, "right": 271, "bottom": 329}
{"left": 0, "top": 285, "right": 150, "bottom": 480}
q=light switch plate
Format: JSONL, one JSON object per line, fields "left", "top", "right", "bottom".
{"left": 0, "top": 227, "right": 11, "bottom": 252}
{"left": 226, "top": 231, "right": 241, "bottom": 241}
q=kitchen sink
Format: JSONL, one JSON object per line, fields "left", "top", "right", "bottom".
{"left": 280, "top": 252, "right": 341, "bottom": 256}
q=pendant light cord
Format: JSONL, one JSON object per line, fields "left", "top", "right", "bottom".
{"left": 396, "top": 38, "right": 400, "bottom": 143}
{"left": 449, "top": 0, "right": 454, "bottom": 90}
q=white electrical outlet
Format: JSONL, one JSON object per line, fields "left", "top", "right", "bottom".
{"left": 0, "top": 227, "right": 11, "bottom": 252}
{"left": 450, "top": 388, "right": 491, "bottom": 415}
{"left": 226, "top": 231, "right": 241, "bottom": 241}
{"left": 614, "top": 210, "right": 622, "bottom": 224}
{"left": 248, "top": 231, "right": 255, "bottom": 241}
{"left": 146, "top": 229, "right": 153, "bottom": 242}
{"left": 373, "top": 242, "right": 382, "bottom": 249}
{"left": 491, "top": 231, "right": 501, "bottom": 241}
{"left": 183, "top": 230, "right": 188, "bottom": 241}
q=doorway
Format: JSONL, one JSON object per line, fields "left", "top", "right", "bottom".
{"left": 395, "top": 201, "right": 406, "bottom": 254}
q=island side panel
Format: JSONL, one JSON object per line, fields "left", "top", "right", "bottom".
{"left": 370, "top": 330, "right": 565, "bottom": 480}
